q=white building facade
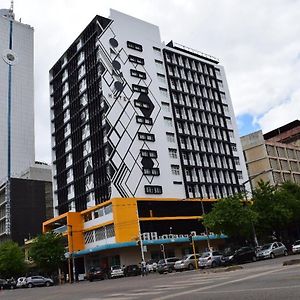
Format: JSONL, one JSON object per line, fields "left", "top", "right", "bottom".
{"left": 0, "top": 8, "right": 35, "bottom": 182}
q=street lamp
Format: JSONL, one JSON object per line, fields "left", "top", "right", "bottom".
{"left": 67, "top": 224, "right": 75, "bottom": 283}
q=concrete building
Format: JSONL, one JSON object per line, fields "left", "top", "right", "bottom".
{"left": 0, "top": 163, "right": 53, "bottom": 245}
{"left": 241, "top": 120, "right": 300, "bottom": 189}
{"left": 46, "top": 9, "right": 249, "bottom": 276}
{"left": 0, "top": 7, "right": 35, "bottom": 181}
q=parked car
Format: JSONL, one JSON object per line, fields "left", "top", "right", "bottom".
{"left": 124, "top": 265, "right": 141, "bottom": 277}
{"left": 256, "top": 242, "right": 288, "bottom": 259}
{"left": 25, "top": 276, "right": 53, "bottom": 288}
{"left": 174, "top": 254, "right": 200, "bottom": 271}
{"left": 199, "top": 251, "right": 223, "bottom": 268}
{"left": 110, "top": 265, "right": 124, "bottom": 278}
{"left": 292, "top": 240, "right": 300, "bottom": 254}
{"left": 0, "top": 278, "right": 16, "bottom": 290}
{"left": 146, "top": 259, "right": 158, "bottom": 272}
{"left": 16, "top": 277, "right": 27, "bottom": 288}
{"left": 221, "top": 246, "right": 257, "bottom": 265}
{"left": 157, "top": 257, "right": 180, "bottom": 274}
{"left": 87, "top": 266, "right": 109, "bottom": 281}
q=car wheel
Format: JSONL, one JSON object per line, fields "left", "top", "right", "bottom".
{"left": 45, "top": 281, "right": 51, "bottom": 287}
{"left": 252, "top": 256, "right": 257, "bottom": 262}
{"left": 28, "top": 283, "right": 33, "bottom": 288}
{"left": 211, "top": 261, "right": 217, "bottom": 268}
{"left": 270, "top": 253, "right": 275, "bottom": 259}
{"left": 188, "top": 263, "right": 194, "bottom": 270}
{"left": 284, "top": 250, "right": 288, "bottom": 256}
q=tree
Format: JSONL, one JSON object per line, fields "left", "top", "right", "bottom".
{"left": 203, "top": 194, "right": 258, "bottom": 244}
{"left": 252, "top": 181, "right": 294, "bottom": 240}
{"left": 29, "top": 232, "right": 65, "bottom": 274}
{"left": 0, "top": 240, "right": 25, "bottom": 278}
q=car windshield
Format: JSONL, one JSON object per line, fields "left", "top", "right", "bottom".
{"left": 201, "top": 252, "right": 211, "bottom": 258}
{"left": 182, "top": 255, "right": 190, "bottom": 260}
{"left": 261, "top": 244, "right": 272, "bottom": 250}
{"left": 111, "top": 265, "right": 121, "bottom": 270}
{"left": 294, "top": 241, "right": 300, "bottom": 245}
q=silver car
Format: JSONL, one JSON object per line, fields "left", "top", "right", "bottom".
{"left": 174, "top": 254, "right": 200, "bottom": 271}
{"left": 256, "top": 242, "right": 288, "bottom": 259}
{"left": 199, "top": 251, "right": 223, "bottom": 268}
{"left": 292, "top": 240, "right": 300, "bottom": 254}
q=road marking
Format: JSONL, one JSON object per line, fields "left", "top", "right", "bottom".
{"left": 155, "top": 266, "right": 292, "bottom": 300}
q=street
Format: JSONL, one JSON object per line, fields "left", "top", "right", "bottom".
{"left": 2, "top": 255, "right": 300, "bottom": 300}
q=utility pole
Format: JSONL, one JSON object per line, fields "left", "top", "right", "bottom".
{"left": 189, "top": 233, "right": 198, "bottom": 270}
{"left": 136, "top": 209, "right": 145, "bottom": 262}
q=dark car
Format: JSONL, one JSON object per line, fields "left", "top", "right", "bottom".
{"left": 222, "top": 246, "right": 257, "bottom": 265}
{"left": 0, "top": 278, "right": 16, "bottom": 290}
{"left": 87, "top": 267, "right": 109, "bottom": 281}
{"left": 124, "top": 265, "right": 141, "bottom": 277}
{"left": 25, "top": 276, "right": 53, "bottom": 288}
{"left": 157, "top": 257, "right": 180, "bottom": 274}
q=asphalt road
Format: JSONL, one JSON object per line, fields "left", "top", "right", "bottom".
{"left": 2, "top": 254, "right": 300, "bottom": 300}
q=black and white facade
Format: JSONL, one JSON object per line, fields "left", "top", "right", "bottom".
{"left": 50, "top": 10, "right": 248, "bottom": 216}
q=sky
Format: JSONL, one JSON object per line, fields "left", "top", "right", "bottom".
{"left": 7, "top": 0, "right": 300, "bottom": 163}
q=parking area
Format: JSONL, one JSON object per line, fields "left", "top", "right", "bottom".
{"left": 2, "top": 254, "right": 300, "bottom": 300}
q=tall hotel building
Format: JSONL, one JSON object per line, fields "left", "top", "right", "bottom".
{"left": 50, "top": 10, "right": 248, "bottom": 216}
{"left": 0, "top": 8, "right": 35, "bottom": 181}
{"left": 46, "top": 10, "right": 248, "bottom": 271}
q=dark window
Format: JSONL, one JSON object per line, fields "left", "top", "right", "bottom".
{"left": 145, "top": 185, "right": 163, "bottom": 194}
{"left": 138, "top": 132, "right": 155, "bottom": 142}
{"left": 134, "top": 100, "right": 150, "bottom": 109}
{"left": 140, "top": 149, "right": 158, "bottom": 158}
{"left": 130, "top": 69, "right": 147, "bottom": 79}
{"left": 129, "top": 55, "right": 145, "bottom": 65}
{"left": 173, "top": 181, "right": 183, "bottom": 185}
{"left": 136, "top": 116, "right": 153, "bottom": 125}
{"left": 127, "top": 41, "right": 143, "bottom": 52}
{"left": 132, "top": 84, "right": 148, "bottom": 94}
{"left": 153, "top": 46, "right": 161, "bottom": 52}
{"left": 143, "top": 168, "right": 160, "bottom": 176}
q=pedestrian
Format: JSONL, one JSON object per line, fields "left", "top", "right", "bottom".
{"left": 141, "top": 260, "right": 147, "bottom": 277}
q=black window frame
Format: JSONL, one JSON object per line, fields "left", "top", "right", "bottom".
{"left": 134, "top": 100, "right": 150, "bottom": 109}
{"left": 136, "top": 115, "right": 153, "bottom": 125}
{"left": 143, "top": 168, "right": 160, "bottom": 176}
{"left": 144, "top": 185, "right": 163, "bottom": 194}
{"left": 127, "top": 41, "right": 143, "bottom": 52}
{"left": 130, "top": 69, "right": 147, "bottom": 79}
{"left": 128, "top": 55, "right": 145, "bottom": 65}
{"left": 140, "top": 149, "right": 158, "bottom": 158}
{"left": 132, "top": 84, "right": 148, "bottom": 94}
{"left": 138, "top": 132, "right": 155, "bottom": 142}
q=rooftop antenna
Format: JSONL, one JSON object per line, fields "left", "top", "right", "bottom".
{"left": 8, "top": 0, "right": 14, "bottom": 19}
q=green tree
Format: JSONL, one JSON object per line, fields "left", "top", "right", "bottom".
{"left": 252, "top": 181, "right": 293, "bottom": 240}
{"left": 0, "top": 240, "right": 25, "bottom": 278}
{"left": 203, "top": 194, "right": 258, "bottom": 244}
{"left": 29, "top": 232, "right": 65, "bottom": 274}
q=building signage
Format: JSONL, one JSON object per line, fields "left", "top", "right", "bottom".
{"left": 141, "top": 231, "right": 197, "bottom": 241}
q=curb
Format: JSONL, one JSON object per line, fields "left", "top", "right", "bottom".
{"left": 202, "top": 265, "right": 243, "bottom": 273}
{"left": 283, "top": 259, "right": 300, "bottom": 266}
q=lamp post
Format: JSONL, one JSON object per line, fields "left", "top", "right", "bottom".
{"left": 242, "top": 168, "right": 273, "bottom": 248}
{"left": 67, "top": 224, "right": 75, "bottom": 283}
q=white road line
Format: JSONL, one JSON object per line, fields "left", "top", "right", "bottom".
{"left": 155, "top": 266, "right": 293, "bottom": 300}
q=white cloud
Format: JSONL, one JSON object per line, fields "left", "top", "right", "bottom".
{"left": 9, "top": 0, "right": 300, "bottom": 162}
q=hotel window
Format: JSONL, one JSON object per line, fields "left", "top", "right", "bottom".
{"left": 171, "top": 164, "right": 180, "bottom": 175}
{"left": 83, "top": 140, "right": 91, "bottom": 156}
{"left": 161, "top": 102, "right": 170, "bottom": 112}
{"left": 138, "top": 132, "right": 155, "bottom": 142}
{"left": 78, "top": 64, "right": 85, "bottom": 79}
{"left": 134, "top": 100, "right": 150, "bottom": 109}
{"left": 145, "top": 185, "right": 163, "bottom": 194}
{"left": 80, "top": 93, "right": 88, "bottom": 107}
{"left": 140, "top": 149, "right": 157, "bottom": 158}
{"left": 79, "top": 79, "right": 87, "bottom": 93}
{"left": 127, "top": 41, "right": 143, "bottom": 52}
{"left": 81, "top": 108, "right": 89, "bottom": 122}
{"left": 166, "top": 132, "right": 175, "bottom": 143}
{"left": 155, "top": 59, "right": 164, "bottom": 70}
{"left": 136, "top": 116, "right": 153, "bottom": 125}
{"left": 234, "top": 157, "right": 240, "bottom": 166}
{"left": 157, "top": 73, "right": 165, "bottom": 83}
{"left": 153, "top": 46, "right": 161, "bottom": 53}
{"left": 62, "top": 82, "right": 69, "bottom": 95}
{"left": 128, "top": 55, "right": 144, "bottom": 65}
{"left": 132, "top": 84, "right": 148, "bottom": 94}
{"left": 130, "top": 69, "right": 146, "bottom": 79}
{"left": 164, "top": 117, "right": 173, "bottom": 127}
{"left": 231, "top": 144, "right": 237, "bottom": 152}
{"left": 168, "top": 148, "right": 178, "bottom": 159}
{"left": 143, "top": 168, "right": 160, "bottom": 176}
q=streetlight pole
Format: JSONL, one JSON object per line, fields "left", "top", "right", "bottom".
{"left": 242, "top": 168, "right": 273, "bottom": 248}
{"left": 67, "top": 224, "right": 74, "bottom": 283}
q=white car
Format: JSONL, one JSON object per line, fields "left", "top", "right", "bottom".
{"left": 292, "top": 240, "right": 300, "bottom": 254}
{"left": 110, "top": 265, "right": 124, "bottom": 278}
{"left": 256, "top": 242, "right": 288, "bottom": 259}
{"left": 16, "top": 277, "right": 27, "bottom": 288}
{"left": 174, "top": 254, "right": 200, "bottom": 271}
{"left": 199, "top": 251, "right": 223, "bottom": 268}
